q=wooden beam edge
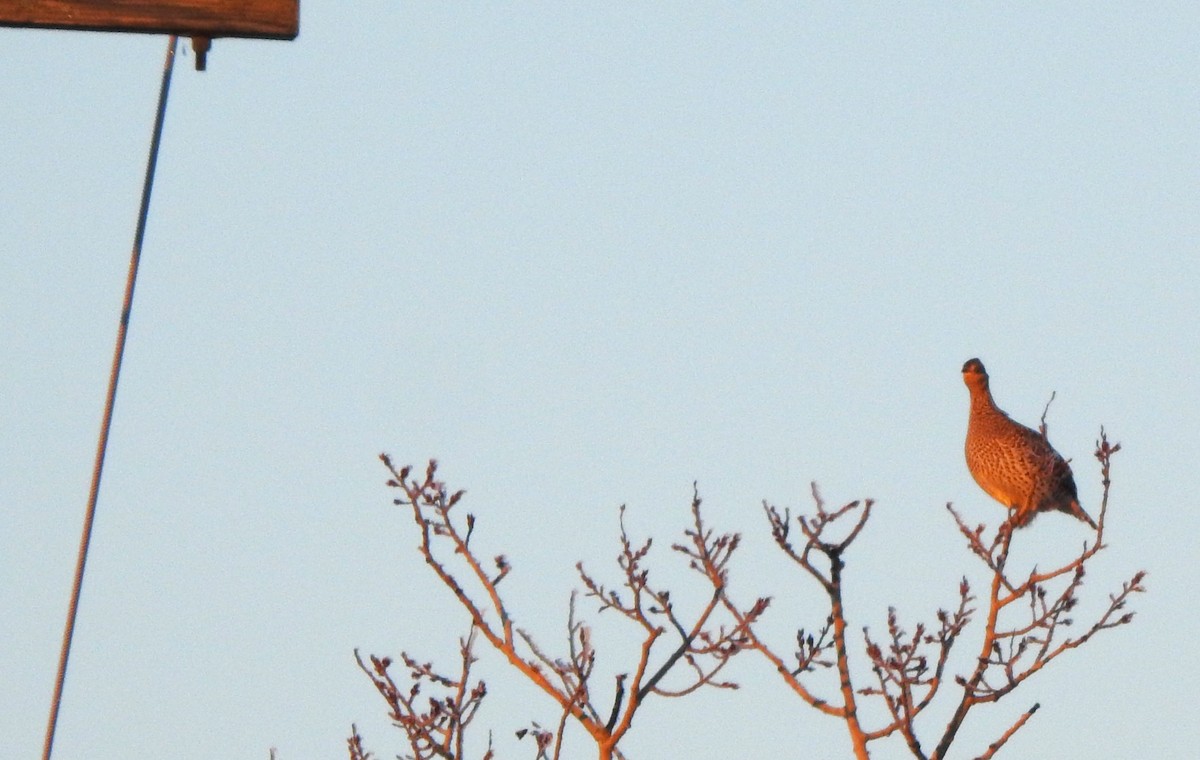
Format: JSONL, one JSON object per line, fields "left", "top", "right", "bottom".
{"left": 0, "top": 1, "right": 299, "bottom": 40}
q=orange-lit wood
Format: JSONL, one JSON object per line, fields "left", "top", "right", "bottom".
{"left": 0, "top": 0, "right": 298, "bottom": 39}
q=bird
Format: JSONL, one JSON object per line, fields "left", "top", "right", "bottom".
{"left": 961, "top": 358, "right": 1097, "bottom": 529}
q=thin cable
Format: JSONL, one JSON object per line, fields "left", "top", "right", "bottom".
{"left": 42, "top": 35, "right": 178, "bottom": 760}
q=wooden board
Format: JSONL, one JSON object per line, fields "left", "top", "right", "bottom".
{"left": 0, "top": 0, "right": 298, "bottom": 39}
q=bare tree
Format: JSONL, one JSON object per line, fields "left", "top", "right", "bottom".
{"left": 357, "top": 458, "right": 766, "bottom": 760}
{"left": 354, "top": 432, "right": 1143, "bottom": 759}
{"left": 355, "top": 631, "right": 490, "bottom": 760}
{"left": 711, "top": 429, "right": 1143, "bottom": 759}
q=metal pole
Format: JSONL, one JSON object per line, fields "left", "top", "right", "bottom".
{"left": 42, "top": 35, "right": 178, "bottom": 760}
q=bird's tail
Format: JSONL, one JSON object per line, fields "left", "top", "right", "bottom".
{"left": 1063, "top": 499, "right": 1098, "bottom": 530}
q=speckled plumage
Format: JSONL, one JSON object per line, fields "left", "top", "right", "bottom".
{"left": 961, "top": 358, "right": 1097, "bottom": 529}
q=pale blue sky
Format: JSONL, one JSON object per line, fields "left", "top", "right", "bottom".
{"left": 2, "top": 4, "right": 1197, "bottom": 759}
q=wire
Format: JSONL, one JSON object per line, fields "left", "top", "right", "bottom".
{"left": 42, "top": 35, "right": 179, "bottom": 760}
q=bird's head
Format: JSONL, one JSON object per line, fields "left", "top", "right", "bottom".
{"left": 962, "top": 358, "right": 989, "bottom": 390}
